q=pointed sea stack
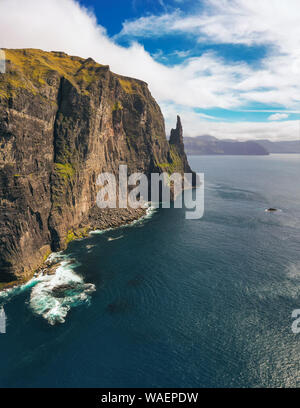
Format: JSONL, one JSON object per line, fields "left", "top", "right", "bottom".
{"left": 169, "top": 115, "right": 184, "bottom": 154}
{"left": 168, "top": 115, "right": 196, "bottom": 184}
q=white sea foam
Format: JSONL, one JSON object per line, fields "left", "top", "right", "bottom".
{"left": 29, "top": 260, "right": 95, "bottom": 325}
{"left": 0, "top": 205, "right": 155, "bottom": 322}
{"left": 0, "top": 278, "right": 38, "bottom": 304}
{"left": 126, "top": 204, "right": 157, "bottom": 227}
{"left": 108, "top": 235, "right": 123, "bottom": 241}
{"left": 0, "top": 257, "right": 96, "bottom": 325}
{"left": 32, "top": 205, "right": 157, "bottom": 324}
{"left": 90, "top": 203, "right": 157, "bottom": 235}
{"left": 89, "top": 228, "right": 113, "bottom": 235}
{"left": 46, "top": 251, "right": 64, "bottom": 264}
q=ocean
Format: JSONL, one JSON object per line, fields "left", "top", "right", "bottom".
{"left": 0, "top": 154, "right": 300, "bottom": 387}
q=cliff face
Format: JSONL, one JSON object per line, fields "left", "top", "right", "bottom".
{"left": 0, "top": 49, "right": 192, "bottom": 284}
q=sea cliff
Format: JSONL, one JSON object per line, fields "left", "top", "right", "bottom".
{"left": 0, "top": 49, "right": 193, "bottom": 285}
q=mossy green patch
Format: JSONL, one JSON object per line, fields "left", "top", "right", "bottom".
{"left": 156, "top": 145, "right": 184, "bottom": 174}
{"left": 119, "top": 78, "right": 135, "bottom": 94}
{"left": 65, "top": 230, "right": 76, "bottom": 245}
{"left": 156, "top": 163, "right": 169, "bottom": 169}
{"left": 42, "top": 249, "right": 52, "bottom": 263}
{"left": 54, "top": 163, "right": 75, "bottom": 180}
{"left": 65, "top": 227, "right": 89, "bottom": 245}
{"left": 112, "top": 101, "right": 123, "bottom": 111}
{"left": 0, "top": 49, "right": 105, "bottom": 98}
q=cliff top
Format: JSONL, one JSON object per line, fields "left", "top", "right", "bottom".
{"left": 0, "top": 48, "right": 147, "bottom": 98}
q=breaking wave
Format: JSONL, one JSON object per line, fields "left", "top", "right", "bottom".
{"left": 0, "top": 253, "right": 96, "bottom": 325}
{"left": 29, "top": 259, "right": 95, "bottom": 325}
{"left": 90, "top": 203, "right": 157, "bottom": 235}
{"left": 129, "top": 204, "right": 158, "bottom": 226}
{"left": 30, "top": 206, "right": 157, "bottom": 324}
{"left": 0, "top": 205, "right": 157, "bottom": 325}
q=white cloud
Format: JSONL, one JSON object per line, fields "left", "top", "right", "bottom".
{"left": 162, "top": 103, "right": 299, "bottom": 141}
{"left": 268, "top": 113, "right": 289, "bottom": 121}
{"left": 119, "top": 0, "right": 300, "bottom": 52}
{"left": 116, "top": 11, "right": 182, "bottom": 39}
{"left": 118, "top": 0, "right": 300, "bottom": 110}
{"left": 0, "top": 0, "right": 250, "bottom": 111}
{"left": 0, "top": 0, "right": 299, "bottom": 140}
{"left": 191, "top": 119, "right": 300, "bottom": 141}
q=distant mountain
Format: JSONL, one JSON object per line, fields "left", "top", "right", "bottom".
{"left": 184, "top": 136, "right": 269, "bottom": 155}
{"left": 184, "top": 135, "right": 300, "bottom": 155}
{"left": 255, "top": 139, "right": 300, "bottom": 153}
{"left": 193, "top": 134, "right": 218, "bottom": 142}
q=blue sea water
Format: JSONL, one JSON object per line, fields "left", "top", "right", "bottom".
{"left": 1, "top": 154, "right": 300, "bottom": 388}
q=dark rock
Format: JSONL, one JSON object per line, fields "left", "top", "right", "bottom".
{"left": 169, "top": 115, "right": 183, "bottom": 146}
{"left": 0, "top": 49, "right": 194, "bottom": 284}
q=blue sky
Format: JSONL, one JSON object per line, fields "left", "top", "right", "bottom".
{"left": 1, "top": 0, "right": 300, "bottom": 140}
{"left": 81, "top": 0, "right": 269, "bottom": 67}
{"left": 80, "top": 0, "right": 197, "bottom": 36}
{"left": 79, "top": 0, "right": 300, "bottom": 138}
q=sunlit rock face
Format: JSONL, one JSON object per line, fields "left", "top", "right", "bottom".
{"left": 0, "top": 49, "right": 193, "bottom": 283}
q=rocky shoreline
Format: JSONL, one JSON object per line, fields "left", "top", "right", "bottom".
{"left": 0, "top": 205, "right": 147, "bottom": 292}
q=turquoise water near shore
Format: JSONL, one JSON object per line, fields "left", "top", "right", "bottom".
{"left": 1, "top": 154, "right": 300, "bottom": 387}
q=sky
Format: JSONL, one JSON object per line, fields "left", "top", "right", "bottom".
{"left": 0, "top": 0, "right": 300, "bottom": 140}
